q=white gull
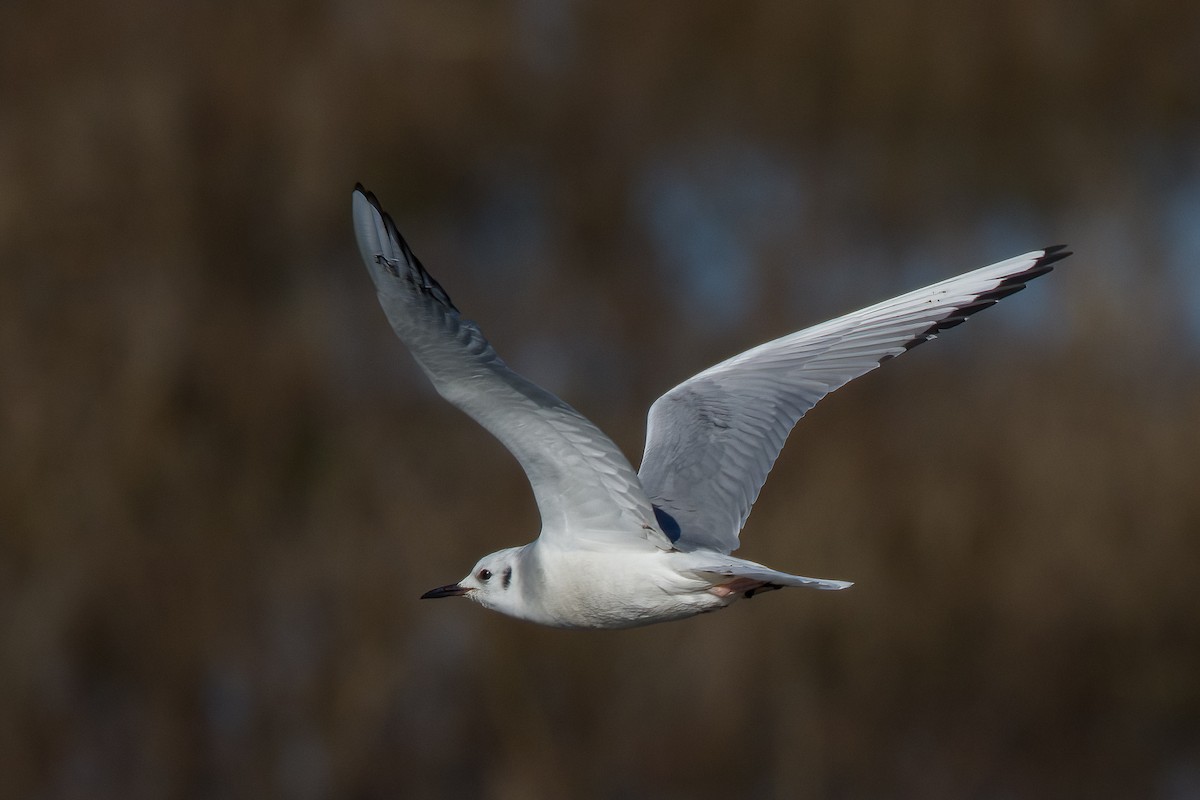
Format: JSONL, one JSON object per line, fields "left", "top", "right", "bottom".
{"left": 352, "top": 184, "right": 1069, "bottom": 629}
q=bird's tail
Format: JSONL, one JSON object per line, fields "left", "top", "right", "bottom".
{"left": 690, "top": 557, "right": 853, "bottom": 592}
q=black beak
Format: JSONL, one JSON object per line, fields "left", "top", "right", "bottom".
{"left": 421, "top": 583, "right": 468, "bottom": 599}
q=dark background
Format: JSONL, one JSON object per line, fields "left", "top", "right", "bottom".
{"left": 3, "top": 1, "right": 1199, "bottom": 797}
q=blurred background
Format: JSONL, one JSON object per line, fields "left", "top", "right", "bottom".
{"left": 2, "top": 1, "right": 1199, "bottom": 797}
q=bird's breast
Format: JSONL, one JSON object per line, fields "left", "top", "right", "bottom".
{"left": 528, "top": 548, "right": 729, "bottom": 629}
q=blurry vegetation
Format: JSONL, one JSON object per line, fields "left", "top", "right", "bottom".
{"left": 2, "top": 1, "right": 1199, "bottom": 798}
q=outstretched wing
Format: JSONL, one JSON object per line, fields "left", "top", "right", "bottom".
{"left": 353, "top": 186, "right": 670, "bottom": 551}
{"left": 638, "top": 246, "right": 1070, "bottom": 553}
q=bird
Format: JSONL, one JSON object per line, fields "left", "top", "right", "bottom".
{"left": 352, "top": 183, "right": 1069, "bottom": 629}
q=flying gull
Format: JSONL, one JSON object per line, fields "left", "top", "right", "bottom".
{"left": 352, "top": 184, "right": 1069, "bottom": 629}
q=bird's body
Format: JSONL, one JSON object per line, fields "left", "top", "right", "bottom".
{"left": 351, "top": 184, "right": 1069, "bottom": 630}
{"left": 491, "top": 545, "right": 718, "bottom": 630}
{"left": 472, "top": 543, "right": 843, "bottom": 629}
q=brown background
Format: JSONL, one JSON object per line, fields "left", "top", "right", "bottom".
{"left": 3, "top": 1, "right": 1199, "bottom": 797}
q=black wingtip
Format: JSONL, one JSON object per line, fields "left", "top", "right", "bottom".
{"left": 354, "top": 185, "right": 461, "bottom": 314}
{"left": 893, "top": 246, "right": 1071, "bottom": 355}
{"left": 1037, "top": 244, "right": 1072, "bottom": 268}
{"left": 355, "top": 183, "right": 385, "bottom": 215}
{"left": 352, "top": 184, "right": 402, "bottom": 241}
{"left": 353, "top": 182, "right": 380, "bottom": 208}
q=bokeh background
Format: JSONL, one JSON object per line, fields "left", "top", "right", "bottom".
{"left": 3, "top": 1, "right": 1200, "bottom": 797}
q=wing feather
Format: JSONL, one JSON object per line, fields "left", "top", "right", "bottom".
{"left": 638, "top": 247, "right": 1070, "bottom": 553}
{"left": 353, "top": 186, "right": 669, "bottom": 551}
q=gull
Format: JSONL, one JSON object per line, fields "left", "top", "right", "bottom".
{"left": 352, "top": 184, "right": 1069, "bottom": 629}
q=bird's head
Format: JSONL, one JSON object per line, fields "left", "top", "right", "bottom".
{"left": 421, "top": 546, "right": 525, "bottom": 615}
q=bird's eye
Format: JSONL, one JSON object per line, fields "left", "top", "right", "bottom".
{"left": 477, "top": 569, "right": 492, "bottom": 581}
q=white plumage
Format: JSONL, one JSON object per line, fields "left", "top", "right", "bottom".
{"left": 353, "top": 184, "right": 1068, "bottom": 629}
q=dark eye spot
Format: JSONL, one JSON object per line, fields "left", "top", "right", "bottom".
{"left": 477, "top": 569, "right": 492, "bottom": 582}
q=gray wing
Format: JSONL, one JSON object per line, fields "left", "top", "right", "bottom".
{"left": 638, "top": 246, "right": 1070, "bottom": 553}
{"left": 353, "top": 186, "right": 670, "bottom": 551}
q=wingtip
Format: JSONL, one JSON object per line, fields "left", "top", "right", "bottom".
{"left": 353, "top": 185, "right": 409, "bottom": 251}
{"left": 351, "top": 185, "right": 460, "bottom": 313}
{"left": 895, "top": 247, "right": 1068, "bottom": 350}
{"left": 354, "top": 183, "right": 384, "bottom": 214}
{"left": 1037, "top": 244, "right": 1072, "bottom": 268}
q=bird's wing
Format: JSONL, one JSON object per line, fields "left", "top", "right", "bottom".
{"left": 353, "top": 186, "right": 670, "bottom": 551}
{"left": 638, "top": 246, "right": 1070, "bottom": 553}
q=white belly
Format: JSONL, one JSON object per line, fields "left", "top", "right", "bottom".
{"left": 529, "top": 549, "right": 733, "bottom": 629}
